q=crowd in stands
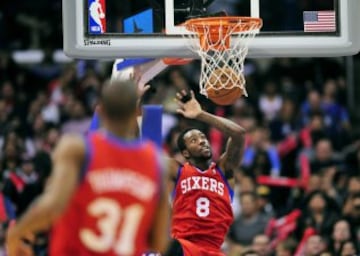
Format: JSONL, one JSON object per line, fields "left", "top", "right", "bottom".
{"left": 1, "top": 51, "right": 359, "bottom": 256}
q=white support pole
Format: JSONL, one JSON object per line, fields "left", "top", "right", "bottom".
{"left": 250, "top": 0, "right": 260, "bottom": 18}
{"left": 165, "top": 0, "right": 174, "bottom": 33}
{"left": 250, "top": 0, "right": 260, "bottom": 33}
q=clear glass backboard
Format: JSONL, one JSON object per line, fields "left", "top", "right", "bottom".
{"left": 62, "top": 0, "right": 360, "bottom": 59}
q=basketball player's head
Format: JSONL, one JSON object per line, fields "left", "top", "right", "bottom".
{"left": 98, "top": 79, "right": 138, "bottom": 124}
{"left": 177, "top": 128, "right": 212, "bottom": 160}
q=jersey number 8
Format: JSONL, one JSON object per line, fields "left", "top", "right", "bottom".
{"left": 196, "top": 197, "right": 210, "bottom": 217}
{"left": 80, "top": 198, "right": 144, "bottom": 255}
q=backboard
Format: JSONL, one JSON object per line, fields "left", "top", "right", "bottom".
{"left": 62, "top": 0, "right": 360, "bottom": 59}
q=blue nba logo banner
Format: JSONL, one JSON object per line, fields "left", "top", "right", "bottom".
{"left": 88, "top": 0, "right": 106, "bottom": 34}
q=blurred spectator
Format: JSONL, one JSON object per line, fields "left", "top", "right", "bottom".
{"left": 296, "top": 191, "right": 339, "bottom": 242}
{"left": 275, "top": 238, "right": 297, "bottom": 256}
{"left": 2, "top": 158, "right": 39, "bottom": 217}
{"left": 61, "top": 100, "right": 91, "bottom": 134}
{"left": 1, "top": 139, "right": 22, "bottom": 175}
{"left": 309, "top": 139, "right": 342, "bottom": 174}
{"left": 303, "top": 234, "right": 326, "bottom": 256}
{"left": 256, "top": 186, "right": 274, "bottom": 218}
{"left": 259, "top": 80, "right": 283, "bottom": 122}
{"left": 338, "top": 240, "right": 359, "bottom": 256}
{"left": 231, "top": 173, "right": 257, "bottom": 217}
{"left": 321, "top": 79, "right": 350, "bottom": 132}
{"left": 228, "top": 192, "right": 270, "bottom": 247}
{"left": 36, "top": 91, "right": 60, "bottom": 125}
{"left": 78, "top": 71, "right": 101, "bottom": 111}
{"left": 236, "top": 173, "right": 257, "bottom": 194}
{"left": 347, "top": 176, "right": 360, "bottom": 196}
{"left": 328, "top": 219, "right": 354, "bottom": 255}
{"left": 251, "top": 234, "right": 271, "bottom": 256}
{"left": 300, "top": 90, "right": 323, "bottom": 127}
{"left": 48, "top": 65, "right": 77, "bottom": 106}
{"left": 299, "top": 111, "right": 327, "bottom": 150}
{"left": 269, "top": 98, "right": 298, "bottom": 142}
{"left": 242, "top": 126, "right": 281, "bottom": 177}
{"left": 343, "top": 192, "right": 360, "bottom": 245}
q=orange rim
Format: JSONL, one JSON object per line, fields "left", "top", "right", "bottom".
{"left": 162, "top": 58, "right": 193, "bottom": 66}
{"left": 184, "top": 16, "right": 262, "bottom": 33}
{"left": 183, "top": 16, "right": 262, "bottom": 51}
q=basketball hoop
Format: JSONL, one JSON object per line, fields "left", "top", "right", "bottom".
{"left": 182, "top": 16, "right": 262, "bottom": 98}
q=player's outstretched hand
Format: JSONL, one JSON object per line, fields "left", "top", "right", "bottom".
{"left": 175, "top": 90, "right": 202, "bottom": 119}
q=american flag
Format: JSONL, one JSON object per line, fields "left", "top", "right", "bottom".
{"left": 303, "top": 11, "right": 336, "bottom": 32}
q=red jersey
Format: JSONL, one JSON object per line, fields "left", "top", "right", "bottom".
{"left": 50, "top": 131, "right": 163, "bottom": 256}
{"left": 171, "top": 162, "right": 234, "bottom": 255}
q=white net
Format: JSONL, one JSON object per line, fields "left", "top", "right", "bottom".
{"left": 182, "top": 17, "right": 262, "bottom": 97}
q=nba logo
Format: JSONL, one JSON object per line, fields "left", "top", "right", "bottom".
{"left": 88, "top": 0, "right": 106, "bottom": 34}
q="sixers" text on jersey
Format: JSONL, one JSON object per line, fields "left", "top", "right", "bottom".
{"left": 180, "top": 176, "right": 225, "bottom": 196}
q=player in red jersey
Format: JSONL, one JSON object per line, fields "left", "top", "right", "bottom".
{"left": 6, "top": 80, "right": 170, "bottom": 256}
{"left": 164, "top": 90, "right": 246, "bottom": 256}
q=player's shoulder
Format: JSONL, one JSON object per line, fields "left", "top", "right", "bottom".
{"left": 60, "top": 133, "right": 85, "bottom": 145}
{"left": 54, "top": 133, "right": 86, "bottom": 156}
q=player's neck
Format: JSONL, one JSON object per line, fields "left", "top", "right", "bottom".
{"left": 103, "top": 123, "right": 137, "bottom": 140}
{"left": 188, "top": 159, "right": 212, "bottom": 171}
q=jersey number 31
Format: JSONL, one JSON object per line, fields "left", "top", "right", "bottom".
{"left": 80, "top": 198, "right": 144, "bottom": 255}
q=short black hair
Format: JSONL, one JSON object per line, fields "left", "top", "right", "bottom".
{"left": 100, "top": 79, "right": 138, "bottom": 121}
{"left": 177, "top": 128, "right": 200, "bottom": 152}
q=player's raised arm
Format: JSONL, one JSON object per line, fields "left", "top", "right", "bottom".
{"left": 6, "top": 134, "right": 85, "bottom": 255}
{"left": 175, "top": 90, "right": 246, "bottom": 179}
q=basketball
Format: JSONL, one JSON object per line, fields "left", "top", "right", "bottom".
{"left": 205, "top": 67, "right": 245, "bottom": 106}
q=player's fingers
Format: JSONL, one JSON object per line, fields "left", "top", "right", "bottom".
{"left": 143, "top": 85, "right": 151, "bottom": 93}
{"left": 181, "top": 89, "right": 187, "bottom": 96}
{"left": 190, "top": 90, "right": 195, "bottom": 98}
{"left": 175, "top": 92, "right": 183, "bottom": 100}
{"left": 176, "top": 109, "right": 185, "bottom": 116}
{"left": 174, "top": 98, "right": 184, "bottom": 107}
